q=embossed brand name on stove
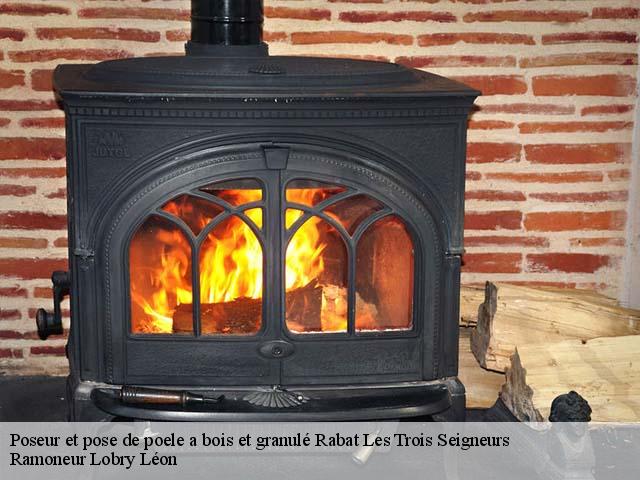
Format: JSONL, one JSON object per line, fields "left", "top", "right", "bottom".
{"left": 90, "top": 131, "right": 130, "bottom": 158}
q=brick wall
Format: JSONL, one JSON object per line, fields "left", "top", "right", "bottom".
{"left": 0, "top": 0, "right": 638, "bottom": 375}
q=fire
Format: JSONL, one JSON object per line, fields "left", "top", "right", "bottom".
{"left": 130, "top": 188, "right": 332, "bottom": 334}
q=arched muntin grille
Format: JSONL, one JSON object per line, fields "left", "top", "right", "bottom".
{"left": 127, "top": 176, "right": 416, "bottom": 339}
{"left": 283, "top": 179, "right": 414, "bottom": 336}
{"left": 128, "top": 178, "right": 267, "bottom": 337}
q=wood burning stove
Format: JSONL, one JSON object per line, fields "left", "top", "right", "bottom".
{"left": 37, "top": 0, "right": 478, "bottom": 421}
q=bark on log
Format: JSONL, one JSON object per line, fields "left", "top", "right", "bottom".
{"left": 173, "top": 282, "right": 323, "bottom": 334}
{"left": 458, "top": 328, "right": 504, "bottom": 409}
{"left": 471, "top": 282, "right": 640, "bottom": 372}
{"left": 501, "top": 335, "right": 640, "bottom": 422}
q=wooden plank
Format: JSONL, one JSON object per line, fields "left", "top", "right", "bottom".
{"left": 458, "top": 328, "right": 504, "bottom": 409}
{"left": 471, "top": 282, "right": 640, "bottom": 372}
{"left": 501, "top": 335, "right": 640, "bottom": 422}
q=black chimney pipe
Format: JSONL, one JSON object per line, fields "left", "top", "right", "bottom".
{"left": 186, "top": 0, "right": 268, "bottom": 56}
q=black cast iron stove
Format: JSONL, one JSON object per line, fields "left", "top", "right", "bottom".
{"left": 37, "top": 0, "right": 478, "bottom": 421}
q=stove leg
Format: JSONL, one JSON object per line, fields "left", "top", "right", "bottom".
{"left": 431, "top": 377, "right": 466, "bottom": 422}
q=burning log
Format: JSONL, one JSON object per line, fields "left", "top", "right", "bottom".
{"left": 172, "top": 282, "right": 323, "bottom": 334}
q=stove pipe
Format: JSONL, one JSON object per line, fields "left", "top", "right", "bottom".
{"left": 186, "top": 0, "right": 268, "bottom": 56}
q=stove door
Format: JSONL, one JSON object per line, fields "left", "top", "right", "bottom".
{"left": 122, "top": 172, "right": 281, "bottom": 385}
{"left": 276, "top": 173, "right": 424, "bottom": 385}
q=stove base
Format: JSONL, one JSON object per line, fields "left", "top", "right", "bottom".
{"left": 68, "top": 377, "right": 465, "bottom": 421}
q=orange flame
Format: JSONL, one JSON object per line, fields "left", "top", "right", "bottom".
{"left": 130, "top": 188, "right": 331, "bottom": 333}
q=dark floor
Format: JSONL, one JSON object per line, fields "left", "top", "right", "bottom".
{"left": 0, "top": 375, "right": 512, "bottom": 421}
{"left": 0, "top": 375, "right": 68, "bottom": 421}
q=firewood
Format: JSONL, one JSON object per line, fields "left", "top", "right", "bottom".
{"left": 173, "top": 282, "right": 323, "bottom": 334}
{"left": 471, "top": 282, "right": 640, "bottom": 372}
{"left": 458, "top": 328, "right": 504, "bottom": 409}
{"left": 501, "top": 335, "right": 640, "bottom": 422}
{"left": 459, "top": 285, "right": 484, "bottom": 327}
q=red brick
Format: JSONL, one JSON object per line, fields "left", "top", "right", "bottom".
{"left": 581, "top": 104, "right": 634, "bottom": 116}
{"left": 30, "top": 69, "right": 52, "bottom": 91}
{"left": 569, "top": 237, "right": 625, "bottom": 247}
{"left": 462, "top": 253, "right": 522, "bottom": 273}
{"left": 464, "top": 235, "right": 549, "bottom": 247}
{"left": 166, "top": 29, "right": 188, "bottom": 42}
{"left": 292, "top": 31, "right": 412, "bottom": 45}
{"left": 466, "top": 171, "right": 482, "bottom": 181}
{"left": 0, "top": 168, "right": 66, "bottom": 178}
{"left": 339, "top": 10, "right": 455, "bottom": 23}
{"left": 479, "top": 103, "right": 574, "bottom": 115}
{"left": 263, "top": 31, "right": 288, "bottom": 43}
{"left": 0, "top": 236, "right": 47, "bottom": 248}
{"left": 0, "top": 138, "right": 65, "bottom": 160}
{"left": 0, "top": 99, "right": 58, "bottom": 111}
{"left": 468, "top": 120, "right": 514, "bottom": 130}
{"left": 36, "top": 27, "right": 160, "bottom": 43}
{"left": 542, "top": 31, "right": 638, "bottom": 44}
{"left": 9, "top": 48, "right": 132, "bottom": 62}
{"left": 0, "top": 184, "right": 35, "bottom": 197}
{"left": 20, "top": 117, "right": 65, "bottom": 129}
{"left": 608, "top": 170, "right": 629, "bottom": 181}
{"left": 28, "top": 308, "right": 68, "bottom": 320}
{"left": 0, "top": 330, "right": 23, "bottom": 339}
{"left": 0, "top": 212, "right": 67, "bottom": 230}
{"left": 592, "top": 8, "right": 639, "bottom": 20}
{"left": 520, "top": 121, "right": 633, "bottom": 133}
{"left": 78, "top": 8, "right": 189, "bottom": 21}
{"left": 0, "top": 348, "right": 23, "bottom": 359}
{"left": 465, "top": 211, "right": 522, "bottom": 230}
{"left": 53, "top": 237, "right": 68, "bottom": 247}
{"left": 397, "top": 55, "right": 516, "bottom": 68}
{"left": 22, "top": 329, "right": 67, "bottom": 341}
{"left": 467, "top": 142, "right": 521, "bottom": 163}
{"left": 450, "top": 75, "right": 527, "bottom": 95}
{"left": 466, "top": 190, "right": 525, "bottom": 202}
{"left": 266, "top": 6, "right": 331, "bottom": 21}
{"left": 524, "top": 143, "right": 630, "bottom": 164}
{"left": 0, "top": 258, "right": 68, "bottom": 279}
{"left": 0, "top": 287, "right": 27, "bottom": 297}
{"left": 0, "top": 3, "right": 69, "bottom": 16}
{"left": 0, "top": 118, "right": 9, "bottom": 127}
{"left": 306, "top": 53, "right": 390, "bottom": 62}
{"left": 486, "top": 172, "right": 603, "bottom": 183}
{"left": 328, "top": 0, "right": 387, "bottom": 3}
{"left": 418, "top": 32, "right": 534, "bottom": 46}
{"left": 521, "top": 52, "right": 636, "bottom": 68}
{"left": 33, "top": 287, "right": 52, "bottom": 298}
{"left": 46, "top": 188, "right": 66, "bottom": 199}
{"left": 530, "top": 191, "right": 628, "bottom": 203}
{"left": 464, "top": 10, "right": 588, "bottom": 23}
{"left": 532, "top": 75, "right": 636, "bottom": 97}
{"left": 524, "top": 211, "right": 626, "bottom": 231}
{"left": 0, "top": 68, "right": 24, "bottom": 88}
{"left": 0, "top": 27, "right": 26, "bottom": 41}
{"left": 30, "top": 346, "right": 65, "bottom": 356}
{"left": 527, "top": 253, "right": 611, "bottom": 274}
{"left": 0, "top": 309, "right": 20, "bottom": 320}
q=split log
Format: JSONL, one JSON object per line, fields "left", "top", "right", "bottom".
{"left": 471, "top": 282, "right": 640, "bottom": 372}
{"left": 173, "top": 282, "right": 323, "bottom": 334}
{"left": 458, "top": 328, "right": 504, "bottom": 409}
{"left": 459, "top": 285, "right": 484, "bottom": 327}
{"left": 501, "top": 335, "right": 640, "bottom": 422}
